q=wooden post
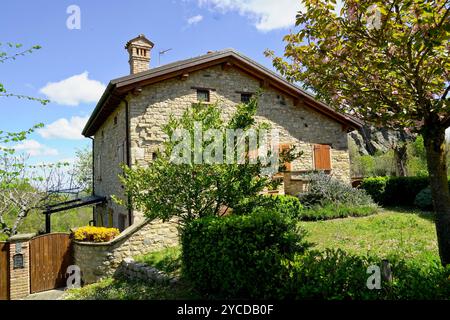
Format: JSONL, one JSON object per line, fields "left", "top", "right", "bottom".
{"left": 45, "top": 213, "right": 51, "bottom": 234}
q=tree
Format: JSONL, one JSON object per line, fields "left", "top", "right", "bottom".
{"left": 266, "top": 0, "right": 450, "bottom": 264}
{"left": 73, "top": 146, "right": 93, "bottom": 194}
{"left": 117, "top": 97, "right": 301, "bottom": 225}
{"left": 0, "top": 151, "right": 73, "bottom": 237}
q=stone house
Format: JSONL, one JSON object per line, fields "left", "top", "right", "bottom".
{"left": 82, "top": 34, "right": 362, "bottom": 231}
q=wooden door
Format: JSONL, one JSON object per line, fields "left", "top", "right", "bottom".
{"left": 0, "top": 242, "right": 9, "bottom": 300}
{"left": 29, "top": 233, "right": 73, "bottom": 294}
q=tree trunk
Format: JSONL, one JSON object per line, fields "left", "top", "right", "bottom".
{"left": 394, "top": 143, "right": 408, "bottom": 177}
{"left": 423, "top": 124, "right": 450, "bottom": 266}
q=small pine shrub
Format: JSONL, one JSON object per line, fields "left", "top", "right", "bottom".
{"left": 414, "top": 187, "right": 433, "bottom": 211}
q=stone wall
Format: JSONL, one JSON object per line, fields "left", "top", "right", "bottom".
{"left": 93, "top": 100, "right": 129, "bottom": 229}
{"left": 73, "top": 218, "right": 178, "bottom": 284}
{"left": 116, "top": 257, "right": 178, "bottom": 285}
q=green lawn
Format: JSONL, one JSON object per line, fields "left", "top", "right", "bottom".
{"left": 65, "top": 207, "right": 441, "bottom": 300}
{"left": 300, "top": 207, "right": 439, "bottom": 264}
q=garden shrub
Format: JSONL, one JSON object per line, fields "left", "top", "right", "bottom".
{"left": 359, "top": 177, "right": 388, "bottom": 204}
{"left": 297, "top": 172, "right": 375, "bottom": 208}
{"left": 233, "top": 194, "right": 302, "bottom": 219}
{"left": 361, "top": 176, "right": 430, "bottom": 206}
{"left": 414, "top": 187, "right": 433, "bottom": 211}
{"left": 73, "top": 226, "right": 120, "bottom": 242}
{"left": 298, "top": 203, "right": 378, "bottom": 221}
{"left": 181, "top": 209, "right": 310, "bottom": 299}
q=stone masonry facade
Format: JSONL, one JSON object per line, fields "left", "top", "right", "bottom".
{"left": 93, "top": 64, "right": 351, "bottom": 230}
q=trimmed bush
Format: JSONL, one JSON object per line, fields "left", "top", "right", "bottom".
{"left": 361, "top": 176, "right": 430, "bottom": 206}
{"left": 233, "top": 194, "right": 303, "bottom": 219}
{"left": 359, "top": 177, "right": 388, "bottom": 204}
{"left": 181, "top": 209, "right": 310, "bottom": 299}
{"left": 73, "top": 226, "right": 120, "bottom": 242}
{"left": 298, "top": 204, "right": 378, "bottom": 221}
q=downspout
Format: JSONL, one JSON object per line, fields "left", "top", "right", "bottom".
{"left": 112, "top": 94, "right": 133, "bottom": 227}
{"left": 124, "top": 98, "right": 133, "bottom": 227}
{"left": 88, "top": 136, "right": 95, "bottom": 225}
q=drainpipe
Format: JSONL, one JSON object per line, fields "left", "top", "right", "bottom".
{"left": 124, "top": 98, "right": 133, "bottom": 227}
{"left": 111, "top": 94, "right": 133, "bottom": 227}
{"left": 88, "top": 136, "right": 95, "bottom": 225}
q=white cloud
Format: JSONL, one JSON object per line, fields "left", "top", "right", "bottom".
{"left": 14, "top": 140, "right": 59, "bottom": 157}
{"left": 40, "top": 72, "right": 106, "bottom": 106}
{"left": 38, "top": 116, "right": 89, "bottom": 140}
{"left": 198, "top": 0, "right": 304, "bottom": 31}
{"left": 187, "top": 14, "right": 204, "bottom": 25}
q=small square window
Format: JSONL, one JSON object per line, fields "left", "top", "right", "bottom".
{"left": 197, "top": 89, "right": 210, "bottom": 102}
{"left": 241, "top": 93, "right": 252, "bottom": 103}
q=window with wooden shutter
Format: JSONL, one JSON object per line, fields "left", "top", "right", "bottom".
{"left": 280, "top": 143, "right": 292, "bottom": 172}
{"left": 313, "top": 144, "right": 331, "bottom": 170}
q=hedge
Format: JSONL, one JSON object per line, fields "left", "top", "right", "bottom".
{"left": 181, "top": 209, "right": 309, "bottom": 299}
{"left": 360, "top": 176, "right": 430, "bottom": 206}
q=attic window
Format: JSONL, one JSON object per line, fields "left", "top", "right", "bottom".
{"left": 241, "top": 93, "right": 252, "bottom": 103}
{"left": 197, "top": 89, "right": 210, "bottom": 102}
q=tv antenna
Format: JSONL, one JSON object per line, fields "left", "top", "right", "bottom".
{"left": 158, "top": 48, "right": 173, "bottom": 66}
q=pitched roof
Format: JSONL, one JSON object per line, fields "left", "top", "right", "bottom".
{"left": 82, "top": 49, "right": 362, "bottom": 136}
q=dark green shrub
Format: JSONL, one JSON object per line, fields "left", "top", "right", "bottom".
{"left": 359, "top": 177, "right": 388, "bottom": 204}
{"left": 233, "top": 194, "right": 302, "bottom": 219}
{"left": 181, "top": 209, "right": 310, "bottom": 299}
{"left": 298, "top": 204, "right": 378, "bottom": 221}
{"left": 414, "top": 187, "right": 433, "bottom": 211}
{"left": 297, "top": 172, "right": 375, "bottom": 207}
{"left": 361, "top": 176, "right": 430, "bottom": 206}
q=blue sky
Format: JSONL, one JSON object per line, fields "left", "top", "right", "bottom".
{"left": 0, "top": 0, "right": 303, "bottom": 164}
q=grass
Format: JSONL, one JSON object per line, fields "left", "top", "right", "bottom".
{"left": 66, "top": 207, "right": 441, "bottom": 300}
{"left": 64, "top": 277, "right": 200, "bottom": 300}
{"left": 299, "top": 203, "right": 379, "bottom": 221}
{"left": 135, "top": 246, "right": 182, "bottom": 277}
{"left": 299, "top": 206, "right": 438, "bottom": 264}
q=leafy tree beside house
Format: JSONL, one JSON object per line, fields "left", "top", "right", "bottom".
{"left": 266, "top": 0, "right": 450, "bottom": 265}
{"left": 117, "top": 97, "right": 301, "bottom": 225}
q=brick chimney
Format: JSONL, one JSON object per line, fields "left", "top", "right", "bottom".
{"left": 125, "top": 34, "right": 154, "bottom": 74}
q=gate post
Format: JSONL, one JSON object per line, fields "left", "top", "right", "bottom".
{"left": 8, "top": 233, "right": 35, "bottom": 300}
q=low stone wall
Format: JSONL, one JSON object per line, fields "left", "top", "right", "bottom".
{"left": 73, "top": 219, "right": 179, "bottom": 284}
{"left": 116, "top": 257, "right": 179, "bottom": 285}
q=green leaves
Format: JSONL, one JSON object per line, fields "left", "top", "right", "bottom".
{"left": 268, "top": 0, "right": 450, "bottom": 130}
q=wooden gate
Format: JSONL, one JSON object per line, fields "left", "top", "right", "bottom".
{"left": 0, "top": 242, "right": 9, "bottom": 300}
{"left": 30, "top": 233, "right": 73, "bottom": 294}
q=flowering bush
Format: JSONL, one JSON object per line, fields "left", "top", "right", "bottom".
{"left": 73, "top": 226, "right": 120, "bottom": 243}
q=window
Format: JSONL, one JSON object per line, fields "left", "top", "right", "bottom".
{"left": 152, "top": 152, "right": 158, "bottom": 161}
{"left": 280, "top": 143, "right": 292, "bottom": 172}
{"left": 241, "top": 93, "right": 252, "bottom": 103}
{"left": 313, "top": 144, "right": 331, "bottom": 171}
{"left": 197, "top": 89, "right": 210, "bottom": 102}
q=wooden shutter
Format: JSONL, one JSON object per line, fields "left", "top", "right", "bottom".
{"left": 280, "top": 143, "right": 292, "bottom": 172}
{"left": 314, "top": 144, "right": 331, "bottom": 170}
